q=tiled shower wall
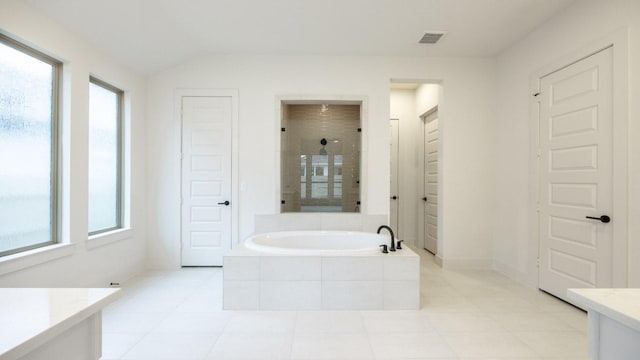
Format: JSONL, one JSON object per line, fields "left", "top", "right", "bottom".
{"left": 281, "top": 104, "right": 361, "bottom": 212}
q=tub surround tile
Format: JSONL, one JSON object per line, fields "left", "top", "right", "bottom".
{"left": 261, "top": 256, "right": 321, "bottom": 280}
{"left": 260, "top": 281, "right": 322, "bottom": 310}
{"left": 322, "top": 281, "right": 383, "bottom": 310}
{"left": 224, "top": 244, "right": 420, "bottom": 310}
{"left": 223, "top": 257, "right": 260, "bottom": 280}
{"left": 322, "top": 256, "right": 383, "bottom": 281}
{"left": 383, "top": 255, "right": 420, "bottom": 280}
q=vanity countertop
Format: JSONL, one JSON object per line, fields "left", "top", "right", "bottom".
{"left": 568, "top": 288, "right": 640, "bottom": 331}
{"left": 0, "top": 288, "right": 120, "bottom": 359}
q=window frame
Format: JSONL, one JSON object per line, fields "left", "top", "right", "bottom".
{"left": 88, "top": 76, "right": 124, "bottom": 236}
{"left": 0, "top": 34, "right": 62, "bottom": 257}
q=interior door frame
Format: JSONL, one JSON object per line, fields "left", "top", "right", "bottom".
{"left": 418, "top": 106, "right": 439, "bottom": 255}
{"left": 175, "top": 89, "right": 240, "bottom": 259}
{"left": 530, "top": 29, "right": 629, "bottom": 288}
{"left": 389, "top": 118, "right": 400, "bottom": 236}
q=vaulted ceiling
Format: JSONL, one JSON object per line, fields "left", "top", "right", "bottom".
{"left": 25, "top": 0, "right": 576, "bottom": 74}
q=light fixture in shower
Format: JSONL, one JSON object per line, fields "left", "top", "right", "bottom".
{"left": 319, "top": 138, "right": 328, "bottom": 155}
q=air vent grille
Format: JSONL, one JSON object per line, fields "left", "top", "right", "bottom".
{"left": 419, "top": 32, "right": 446, "bottom": 44}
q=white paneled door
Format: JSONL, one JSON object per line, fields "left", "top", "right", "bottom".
{"left": 181, "top": 96, "right": 232, "bottom": 266}
{"left": 423, "top": 111, "right": 438, "bottom": 254}
{"left": 538, "top": 47, "right": 613, "bottom": 304}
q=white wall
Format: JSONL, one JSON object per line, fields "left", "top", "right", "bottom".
{"left": 0, "top": 0, "right": 147, "bottom": 287}
{"left": 415, "top": 84, "right": 440, "bottom": 116}
{"left": 494, "top": 0, "right": 640, "bottom": 287}
{"left": 146, "top": 55, "right": 496, "bottom": 269}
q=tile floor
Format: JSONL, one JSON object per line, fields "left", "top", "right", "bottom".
{"left": 101, "top": 249, "right": 589, "bottom": 359}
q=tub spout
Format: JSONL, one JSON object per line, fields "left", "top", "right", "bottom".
{"left": 376, "top": 225, "right": 395, "bottom": 252}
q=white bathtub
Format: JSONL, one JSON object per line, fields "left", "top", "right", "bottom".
{"left": 224, "top": 230, "right": 420, "bottom": 310}
{"left": 243, "top": 230, "right": 387, "bottom": 255}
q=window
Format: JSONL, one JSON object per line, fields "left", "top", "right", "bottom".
{"left": 88, "top": 78, "right": 122, "bottom": 235}
{"left": 0, "top": 35, "right": 61, "bottom": 257}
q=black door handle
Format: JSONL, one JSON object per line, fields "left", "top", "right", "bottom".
{"left": 390, "top": 196, "right": 397, "bottom": 200}
{"left": 218, "top": 201, "right": 230, "bottom": 206}
{"left": 586, "top": 215, "right": 610, "bottom": 223}
{"left": 422, "top": 197, "right": 427, "bottom": 202}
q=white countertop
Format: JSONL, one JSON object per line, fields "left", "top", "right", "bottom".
{"left": 568, "top": 288, "right": 640, "bottom": 332}
{"left": 0, "top": 288, "right": 120, "bottom": 359}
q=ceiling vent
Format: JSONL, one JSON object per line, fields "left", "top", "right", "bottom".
{"left": 418, "top": 31, "right": 447, "bottom": 45}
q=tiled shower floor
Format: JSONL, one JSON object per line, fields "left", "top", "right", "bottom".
{"left": 101, "top": 249, "right": 589, "bottom": 359}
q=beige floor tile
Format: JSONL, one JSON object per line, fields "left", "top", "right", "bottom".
{"left": 207, "top": 332, "right": 292, "bottom": 359}
{"left": 369, "top": 332, "right": 457, "bottom": 359}
{"left": 292, "top": 333, "right": 373, "bottom": 359}
{"left": 514, "top": 331, "right": 589, "bottom": 358}
{"left": 295, "top": 311, "right": 365, "bottom": 334}
{"left": 427, "top": 312, "right": 504, "bottom": 333}
{"left": 442, "top": 331, "right": 539, "bottom": 358}
{"left": 487, "top": 312, "right": 576, "bottom": 332}
{"left": 102, "top": 251, "right": 590, "bottom": 360}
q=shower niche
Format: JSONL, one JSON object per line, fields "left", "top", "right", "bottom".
{"left": 280, "top": 101, "right": 361, "bottom": 213}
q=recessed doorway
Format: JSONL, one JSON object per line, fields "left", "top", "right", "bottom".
{"left": 389, "top": 81, "right": 441, "bottom": 253}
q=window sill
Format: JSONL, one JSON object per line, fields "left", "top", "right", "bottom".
{"left": 0, "top": 243, "right": 76, "bottom": 277}
{"left": 87, "top": 228, "right": 133, "bottom": 250}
